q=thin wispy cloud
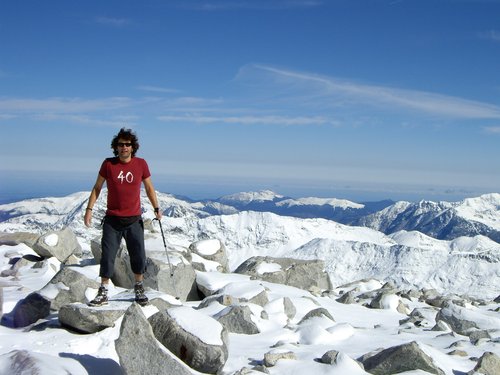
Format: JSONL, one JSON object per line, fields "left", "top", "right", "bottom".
{"left": 157, "top": 114, "right": 331, "bottom": 126}
{"left": 137, "top": 85, "right": 180, "bottom": 94}
{"left": 483, "top": 126, "right": 500, "bottom": 134}
{"left": 0, "top": 97, "right": 133, "bottom": 113}
{"left": 241, "top": 64, "right": 500, "bottom": 120}
{"left": 32, "top": 114, "right": 133, "bottom": 128}
{"left": 478, "top": 29, "right": 500, "bottom": 42}
{"left": 174, "top": 0, "right": 323, "bottom": 11}
{"left": 94, "top": 16, "right": 131, "bottom": 27}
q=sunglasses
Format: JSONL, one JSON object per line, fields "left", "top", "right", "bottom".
{"left": 117, "top": 142, "right": 132, "bottom": 147}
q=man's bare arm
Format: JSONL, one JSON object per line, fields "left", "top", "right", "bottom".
{"left": 143, "top": 177, "right": 162, "bottom": 220}
{"left": 84, "top": 174, "right": 106, "bottom": 227}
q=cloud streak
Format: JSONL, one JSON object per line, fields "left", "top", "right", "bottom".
{"left": 478, "top": 29, "right": 500, "bottom": 42}
{"left": 137, "top": 85, "right": 180, "bottom": 94}
{"left": 157, "top": 114, "right": 331, "bottom": 126}
{"left": 94, "top": 16, "right": 131, "bottom": 27}
{"left": 0, "top": 97, "right": 133, "bottom": 113}
{"left": 242, "top": 64, "right": 500, "bottom": 120}
{"left": 173, "top": 0, "right": 323, "bottom": 11}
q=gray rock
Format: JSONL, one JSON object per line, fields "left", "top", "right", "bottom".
{"left": 215, "top": 305, "right": 260, "bottom": 334}
{"left": 217, "top": 281, "right": 269, "bottom": 307}
{"left": 59, "top": 303, "right": 125, "bottom": 333}
{"left": 283, "top": 297, "right": 296, "bottom": 320}
{"left": 263, "top": 350, "right": 296, "bottom": 367}
{"left": 116, "top": 303, "right": 195, "bottom": 375}
{"left": 0, "top": 292, "right": 51, "bottom": 328}
{"left": 432, "top": 320, "right": 452, "bottom": 332}
{"left": 298, "top": 307, "right": 335, "bottom": 324}
{"left": 400, "top": 307, "right": 438, "bottom": 328}
{"left": 197, "top": 294, "right": 236, "bottom": 309}
{"left": 370, "top": 291, "right": 399, "bottom": 309}
{"left": 320, "top": 350, "right": 365, "bottom": 369}
{"left": 38, "top": 266, "right": 101, "bottom": 310}
{"left": 2, "top": 266, "right": 100, "bottom": 328}
{"left": 435, "top": 301, "right": 497, "bottom": 336}
{"left": 33, "top": 227, "right": 82, "bottom": 262}
{"left": 145, "top": 255, "right": 198, "bottom": 301}
{"left": 149, "top": 306, "right": 228, "bottom": 374}
{"left": 448, "top": 349, "right": 468, "bottom": 357}
{"left": 337, "top": 291, "right": 356, "bottom": 304}
{"left": 320, "top": 350, "right": 340, "bottom": 364}
{"left": 234, "top": 256, "right": 332, "bottom": 291}
{"left": 468, "top": 351, "right": 500, "bottom": 375}
{"left": 0, "top": 232, "right": 40, "bottom": 248}
{"left": 361, "top": 341, "right": 446, "bottom": 375}
{"left": 469, "top": 330, "right": 492, "bottom": 345}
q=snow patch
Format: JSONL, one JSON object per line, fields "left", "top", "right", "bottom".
{"left": 44, "top": 233, "right": 59, "bottom": 247}
{"left": 257, "top": 262, "right": 282, "bottom": 274}
{"left": 168, "top": 306, "right": 224, "bottom": 346}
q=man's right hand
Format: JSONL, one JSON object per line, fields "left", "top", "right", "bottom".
{"left": 84, "top": 209, "right": 92, "bottom": 227}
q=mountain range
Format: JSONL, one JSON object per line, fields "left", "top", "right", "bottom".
{"left": 0, "top": 190, "right": 498, "bottom": 299}
{"left": 1, "top": 190, "right": 499, "bottom": 242}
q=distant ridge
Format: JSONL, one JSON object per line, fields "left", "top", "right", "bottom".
{"left": 0, "top": 190, "right": 498, "bottom": 244}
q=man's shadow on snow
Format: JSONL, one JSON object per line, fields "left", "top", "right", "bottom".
{"left": 60, "top": 353, "right": 123, "bottom": 375}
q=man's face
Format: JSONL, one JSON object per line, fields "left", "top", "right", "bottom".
{"left": 116, "top": 138, "right": 133, "bottom": 159}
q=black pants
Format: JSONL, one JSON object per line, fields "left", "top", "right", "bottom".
{"left": 100, "top": 216, "right": 146, "bottom": 279}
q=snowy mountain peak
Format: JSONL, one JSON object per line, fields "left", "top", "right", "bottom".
{"left": 455, "top": 193, "right": 500, "bottom": 229}
{"left": 277, "top": 197, "right": 364, "bottom": 209}
{"left": 218, "top": 190, "right": 284, "bottom": 205}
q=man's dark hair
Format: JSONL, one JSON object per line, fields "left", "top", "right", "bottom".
{"left": 111, "top": 127, "right": 140, "bottom": 157}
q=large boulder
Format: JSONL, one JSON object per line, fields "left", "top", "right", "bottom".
{"left": 0, "top": 232, "right": 40, "bottom": 248}
{"left": 33, "top": 227, "right": 82, "bottom": 262}
{"left": 116, "top": 303, "right": 196, "bottom": 375}
{"left": 195, "top": 271, "right": 251, "bottom": 298}
{"left": 234, "top": 256, "right": 332, "bottom": 292}
{"left": 38, "top": 266, "right": 101, "bottom": 310}
{"left": 149, "top": 306, "right": 228, "bottom": 374}
{"left": 361, "top": 341, "right": 445, "bottom": 375}
{"left": 468, "top": 351, "right": 500, "bottom": 375}
{"left": 215, "top": 305, "right": 260, "bottom": 335}
{"left": 59, "top": 303, "right": 126, "bottom": 334}
{"left": 144, "top": 254, "right": 198, "bottom": 301}
{"left": 2, "top": 266, "right": 100, "bottom": 328}
{"left": 0, "top": 292, "right": 50, "bottom": 328}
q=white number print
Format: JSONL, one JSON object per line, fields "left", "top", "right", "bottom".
{"left": 117, "top": 170, "right": 134, "bottom": 184}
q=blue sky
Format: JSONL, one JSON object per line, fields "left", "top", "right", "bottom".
{"left": 1, "top": 0, "right": 499, "bottom": 203}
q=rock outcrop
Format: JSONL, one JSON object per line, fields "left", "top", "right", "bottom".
{"left": 148, "top": 305, "right": 229, "bottom": 374}
{"left": 234, "top": 256, "right": 332, "bottom": 292}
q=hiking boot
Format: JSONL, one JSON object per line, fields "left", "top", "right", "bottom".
{"left": 89, "top": 286, "right": 108, "bottom": 306}
{"left": 134, "top": 282, "right": 149, "bottom": 306}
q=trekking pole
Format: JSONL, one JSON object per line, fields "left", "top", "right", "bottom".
{"left": 154, "top": 218, "right": 179, "bottom": 299}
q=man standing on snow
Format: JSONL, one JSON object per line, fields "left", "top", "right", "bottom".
{"left": 84, "top": 127, "right": 162, "bottom": 306}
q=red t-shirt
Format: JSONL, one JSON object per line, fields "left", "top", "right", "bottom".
{"left": 99, "top": 157, "right": 151, "bottom": 217}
